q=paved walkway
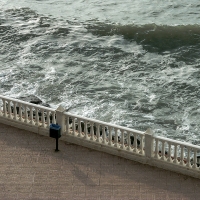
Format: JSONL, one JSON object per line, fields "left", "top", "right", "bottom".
{"left": 0, "top": 123, "right": 200, "bottom": 200}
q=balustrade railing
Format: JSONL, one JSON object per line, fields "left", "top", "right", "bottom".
{"left": 153, "top": 136, "right": 200, "bottom": 169}
{"left": 0, "top": 95, "right": 56, "bottom": 128}
{"left": 63, "top": 112, "right": 145, "bottom": 155}
{"left": 1, "top": 94, "right": 200, "bottom": 178}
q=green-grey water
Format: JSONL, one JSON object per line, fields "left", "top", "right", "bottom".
{"left": 1, "top": 0, "right": 200, "bottom": 144}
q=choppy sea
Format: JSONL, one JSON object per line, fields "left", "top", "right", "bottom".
{"left": 1, "top": 0, "right": 200, "bottom": 144}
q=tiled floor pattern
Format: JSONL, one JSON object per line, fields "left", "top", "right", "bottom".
{"left": 0, "top": 123, "right": 200, "bottom": 200}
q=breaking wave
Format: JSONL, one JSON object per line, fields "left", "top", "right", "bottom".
{"left": 86, "top": 22, "right": 200, "bottom": 52}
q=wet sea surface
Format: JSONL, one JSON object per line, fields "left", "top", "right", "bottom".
{"left": 1, "top": 0, "right": 200, "bottom": 144}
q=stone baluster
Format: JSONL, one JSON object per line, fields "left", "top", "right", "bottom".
{"left": 140, "top": 135, "right": 144, "bottom": 155}
{"left": 78, "top": 119, "right": 81, "bottom": 137}
{"left": 8, "top": 100, "right": 12, "bottom": 119}
{"left": 2, "top": 99, "right": 5, "bottom": 116}
{"left": 133, "top": 133, "right": 138, "bottom": 153}
{"left": 0, "top": 99, "right": 2, "bottom": 116}
{"left": 90, "top": 122, "right": 94, "bottom": 141}
{"left": 173, "top": 144, "right": 178, "bottom": 164}
{"left": 0, "top": 100, "right": 1, "bottom": 116}
{"left": 127, "top": 132, "right": 131, "bottom": 151}
{"left": 101, "top": 125, "right": 106, "bottom": 144}
{"left": 41, "top": 110, "right": 45, "bottom": 127}
{"left": 186, "top": 147, "right": 191, "bottom": 168}
{"left": 65, "top": 115, "right": 69, "bottom": 135}
{"left": 108, "top": 127, "right": 112, "bottom": 146}
{"left": 30, "top": 107, "right": 34, "bottom": 125}
{"left": 55, "top": 105, "right": 65, "bottom": 135}
{"left": 154, "top": 138, "right": 159, "bottom": 159}
{"left": 114, "top": 129, "right": 118, "bottom": 147}
{"left": 13, "top": 102, "right": 17, "bottom": 120}
{"left": 180, "top": 145, "right": 185, "bottom": 166}
{"left": 24, "top": 106, "right": 28, "bottom": 123}
{"left": 167, "top": 142, "right": 172, "bottom": 162}
{"left": 96, "top": 124, "right": 101, "bottom": 143}
{"left": 3, "top": 99, "right": 6, "bottom": 117}
{"left": 46, "top": 110, "right": 50, "bottom": 127}
{"left": 72, "top": 117, "right": 76, "bottom": 136}
{"left": 84, "top": 121, "right": 88, "bottom": 140}
{"left": 144, "top": 128, "right": 153, "bottom": 158}
{"left": 35, "top": 108, "right": 39, "bottom": 125}
{"left": 192, "top": 149, "right": 197, "bottom": 169}
{"left": 161, "top": 140, "right": 165, "bottom": 160}
{"left": 52, "top": 112, "right": 56, "bottom": 124}
{"left": 120, "top": 130, "right": 124, "bottom": 149}
{"left": 19, "top": 103, "right": 23, "bottom": 122}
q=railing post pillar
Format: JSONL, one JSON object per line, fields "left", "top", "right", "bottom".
{"left": 145, "top": 128, "right": 153, "bottom": 158}
{"left": 56, "top": 105, "right": 65, "bottom": 135}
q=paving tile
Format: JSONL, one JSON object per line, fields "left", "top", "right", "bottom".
{"left": 2, "top": 192, "right": 18, "bottom": 200}
{"left": 85, "top": 185, "right": 100, "bottom": 197}
{"left": 72, "top": 185, "right": 86, "bottom": 198}
{"left": 99, "top": 176, "right": 114, "bottom": 186}
{"left": 16, "top": 192, "right": 32, "bottom": 199}
{"left": 112, "top": 186, "right": 137, "bottom": 199}
{"left": 86, "top": 177, "right": 100, "bottom": 186}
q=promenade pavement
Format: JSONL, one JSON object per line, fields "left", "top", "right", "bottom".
{"left": 1, "top": 122, "right": 200, "bottom": 200}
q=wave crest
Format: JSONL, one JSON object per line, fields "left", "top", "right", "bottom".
{"left": 86, "top": 22, "right": 200, "bottom": 52}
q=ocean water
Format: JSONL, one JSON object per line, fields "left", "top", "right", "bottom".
{"left": 1, "top": 0, "right": 200, "bottom": 144}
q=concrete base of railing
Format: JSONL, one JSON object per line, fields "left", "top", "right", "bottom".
{"left": 60, "top": 134, "right": 200, "bottom": 179}
{"left": 61, "top": 134, "right": 147, "bottom": 163}
{"left": 1, "top": 116, "right": 200, "bottom": 179}
{"left": 0, "top": 116, "right": 49, "bottom": 137}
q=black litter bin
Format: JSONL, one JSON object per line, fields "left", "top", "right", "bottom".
{"left": 50, "top": 124, "right": 61, "bottom": 151}
{"left": 50, "top": 124, "right": 61, "bottom": 138}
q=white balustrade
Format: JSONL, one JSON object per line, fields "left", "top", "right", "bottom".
{"left": 62, "top": 112, "right": 144, "bottom": 156}
{"left": 1, "top": 94, "right": 200, "bottom": 179}
{"left": 0, "top": 95, "right": 55, "bottom": 129}
{"left": 152, "top": 135, "right": 200, "bottom": 171}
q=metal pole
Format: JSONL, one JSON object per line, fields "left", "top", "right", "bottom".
{"left": 55, "top": 136, "right": 59, "bottom": 152}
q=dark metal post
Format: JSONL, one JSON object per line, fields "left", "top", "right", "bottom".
{"left": 55, "top": 136, "right": 59, "bottom": 152}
